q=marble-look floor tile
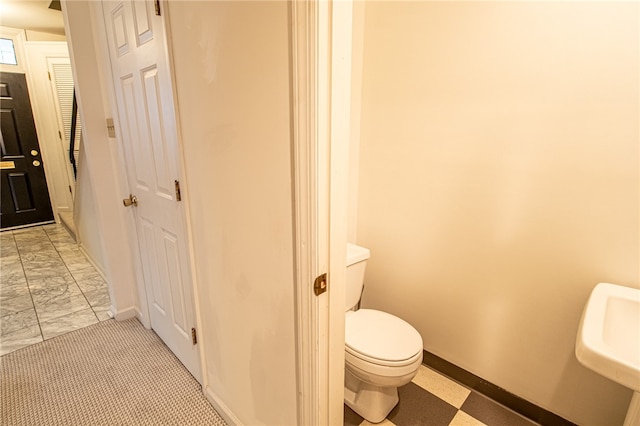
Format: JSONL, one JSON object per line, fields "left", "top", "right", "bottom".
{"left": 46, "top": 229, "right": 76, "bottom": 246}
{"left": 74, "top": 272, "right": 107, "bottom": 294}
{"left": 0, "top": 236, "right": 19, "bottom": 260}
{"left": 27, "top": 273, "right": 76, "bottom": 293}
{"left": 1, "top": 256, "right": 21, "bottom": 267}
{"left": 18, "top": 243, "right": 58, "bottom": 255}
{"left": 42, "top": 224, "right": 67, "bottom": 235}
{"left": 0, "top": 281, "right": 30, "bottom": 302}
{"left": 0, "top": 294, "right": 34, "bottom": 317}
{"left": 24, "top": 264, "right": 70, "bottom": 281}
{"left": 0, "top": 324, "right": 42, "bottom": 356}
{"left": 1, "top": 308, "right": 39, "bottom": 336}
{"left": 1, "top": 224, "right": 111, "bottom": 353}
{"left": 12, "top": 227, "right": 45, "bottom": 236}
{"left": 14, "top": 239, "right": 50, "bottom": 251}
{"left": 22, "top": 257, "right": 66, "bottom": 270}
{"left": 0, "top": 259, "right": 27, "bottom": 287}
{"left": 49, "top": 237, "right": 77, "bottom": 248}
{"left": 57, "top": 247, "right": 84, "bottom": 261}
{"left": 30, "top": 280, "right": 83, "bottom": 298}
{"left": 16, "top": 241, "right": 57, "bottom": 255}
{"left": 1, "top": 250, "right": 20, "bottom": 265}
{"left": 94, "top": 308, "right": 113, "bottom": 321}
{"left": 31, "top": 284, "right": 90, "bottom": 323}
{"left": 84, "top": 287, "right": 111, "bottom": 308}
{"left": 42, "top": 223, "right": 62, "bottom": 231}
{"left": 61, "top": 254, "right": 96, "bottom": 274}
{"left": 52, "top": 242, "right": 79, "bottom": 254}
{"left": 0, "top": 247, "right": 20, "bottom": 261}
{"left": 40, "top": 308, "right": 98, "bottom": 340}
{"left": 20, "top": 251, "right": 63, "bottom": 263}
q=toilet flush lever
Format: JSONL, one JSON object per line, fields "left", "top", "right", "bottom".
{"left": 314, "top": 273, "right": 327, "bottom": 296}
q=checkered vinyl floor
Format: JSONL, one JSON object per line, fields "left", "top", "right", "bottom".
{"left": 344, "top": 365, "right": 539, "bottom": 426}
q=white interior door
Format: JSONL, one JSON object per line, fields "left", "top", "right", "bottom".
{"left": 101, "top": 0, "right": 200, "bottom": 380}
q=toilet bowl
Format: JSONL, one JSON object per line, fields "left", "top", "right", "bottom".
{"left": 345, "top": 244, "right": 423, "bottom": 423}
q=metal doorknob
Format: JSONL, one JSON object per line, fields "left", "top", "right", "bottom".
{"left": 123, "top": 194, "right": 138, "bottom": 207}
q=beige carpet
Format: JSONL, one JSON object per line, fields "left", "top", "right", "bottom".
{"left": 1, "top": 318, "right": 226, "bottom": 425}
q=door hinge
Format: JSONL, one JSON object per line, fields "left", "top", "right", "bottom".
{"left": 191, "top": 327, "right": 197, "bottom": 345}
{"left": 314, "top": 273, "right": 327, "bottom": 296}
{"left": 47, "top": 71, "right": 51, "bottom": 81}
{"left": 68, "top": 185, "right": 72, "bottom": 194}
{"left": 58, "top": 130, "right": 62, "bottom": 139}
{"left": 154, "top": 0, "right": 161, "bottom": 16}
{"left": 106, "top": 118, "right": 116, "bottom": 138}
{"left": 174, "top": 180, "right": 181, "bottom": 201}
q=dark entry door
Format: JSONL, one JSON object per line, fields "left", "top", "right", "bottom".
{"left": 1, "top": 72, "right": 54, "bottom": 229}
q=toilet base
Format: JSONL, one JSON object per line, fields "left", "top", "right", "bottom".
{"left": 344, "top": 368, "right": 399, "bottom": 423}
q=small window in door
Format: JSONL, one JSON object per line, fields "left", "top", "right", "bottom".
{"left": 0, "top": 38, "right": 18, "bottom": 65}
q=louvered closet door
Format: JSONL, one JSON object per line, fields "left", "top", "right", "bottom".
{"left": 47, "top": 58, "right": 80, "bottom": 193}
{"left": 101, "top": 0, "right": 201, "bottom": 381}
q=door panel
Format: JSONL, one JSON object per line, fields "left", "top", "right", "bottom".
{"left": 0, "top": 73, "right": 54, "bottom": 228}
{"left": 102, "top": 0, "right": 200, "bottom": 380}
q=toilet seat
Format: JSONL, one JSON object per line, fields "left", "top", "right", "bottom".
{"left": 345, "top": 309, "right": 422, "bottom": 367}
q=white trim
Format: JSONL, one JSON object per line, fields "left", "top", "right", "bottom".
{"left": 327, "top": 1, "right": 354, "bottom": 424}
{"left": 23, "top": 42, "right": 75, "bottom": 223}
{"left": 0, "top": 26, "right": 27, "bottom": 74}
{"left": 291, "top": 2, "right": 355, "bottom": 423}
{"left": 290, "top": 0, "right": 323, "bottom": 424}
{"left": 1, "top": 29, "right": 65, "bottom": 226}
{"left": 203, "top": 386, "right": 244, "bottom": 426}
{"left": 113, "top": 306, "right": 140, "bottom": 322}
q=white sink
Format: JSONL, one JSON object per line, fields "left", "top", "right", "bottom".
{"left": 576, "top": 282, "right": 640, "bottom": 425}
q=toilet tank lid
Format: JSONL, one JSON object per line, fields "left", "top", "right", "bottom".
{"left": 347, "top": 243, "right": 370, "bottom": 266}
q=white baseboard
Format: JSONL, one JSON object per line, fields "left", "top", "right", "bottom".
{"left": 112, "top": 306, "right": 138, "bottom": 321}
{"left": 204, "top": 386, "right": 243, "bottom": 426}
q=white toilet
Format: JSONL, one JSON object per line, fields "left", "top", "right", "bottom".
{"left": 344, "top": 243, "right": 423, "bottom": 423}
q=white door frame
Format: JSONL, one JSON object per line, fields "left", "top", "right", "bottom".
{"left": 24, "top": 42, "right": 76, "bottom": 219}
{"left": 0, "top": 28, "right": 71, "bottom": 224}
{"left": 291, "top": 0, "right": 354, "bottom": 424}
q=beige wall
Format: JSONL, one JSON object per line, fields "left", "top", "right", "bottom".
{"left": 356, "top": 2, "right": 638, "bottom": 425}
{"left": 167, "top": 2, "right": 298, "bottom": 424}
{"left": 74, "top": 144, "right": 106, "bottom": 275}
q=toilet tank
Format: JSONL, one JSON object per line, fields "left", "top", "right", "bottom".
{"left": 346, "top": 243, "right": 371, "bottom": 310}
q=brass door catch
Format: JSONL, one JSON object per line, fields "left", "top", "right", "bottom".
{"left": 314, "top": 273, "right": 327, "bottom": 296}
